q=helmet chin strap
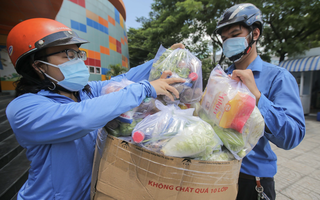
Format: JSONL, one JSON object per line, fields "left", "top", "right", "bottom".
{"left": 229, "top": 32, "right": 256, "bottom": 62}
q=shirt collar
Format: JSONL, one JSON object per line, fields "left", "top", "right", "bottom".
{"left": 37, "top": 89, "right": 57, "bottom": 96}
{"left": 247, "top": 55, "right": 263, "bottom": 72}
{"left": 226, "top": 55, "right": 263, "bottom": 74}
{"left": 37, "top": 89, "right": 75, "bottom": 102}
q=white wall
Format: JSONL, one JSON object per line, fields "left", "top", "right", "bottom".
{"left": 290, "top": 47, "right": 320, "bottom": 59}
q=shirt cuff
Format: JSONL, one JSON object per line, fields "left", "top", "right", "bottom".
{"left": 257, "top": 93, "right": 272, "bottom": 118}
{"left": 139, "top": 80, "right": 157, "bottom": 98}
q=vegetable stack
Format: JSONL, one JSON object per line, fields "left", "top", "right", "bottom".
{"left": 149, "top": 45, "right": 203, "bottom": 104}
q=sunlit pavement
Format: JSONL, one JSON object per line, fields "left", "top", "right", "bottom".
{"left": 271, "top": 115, "right": 320, "bottom": 200}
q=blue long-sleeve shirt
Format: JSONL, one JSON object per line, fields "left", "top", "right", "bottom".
{"left": 225, "top": 56, "right": 305, "bottom": 177}
{"left": 6, "top": 60, "right": 156, "bottom": 200}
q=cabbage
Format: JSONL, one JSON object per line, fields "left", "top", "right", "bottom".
{"left": 198, "top": 106, "right": 264, "bottom": 160}
{"left": 200, "top": 148, "right": 235, "bottom": 161}
{"left": 243, "top": 106, "right": 265, "bottom": 146}
{"left": 160, "top": 120, "right": 222, "bottom": 158}
{"left": 119, "top": 119, "right": 142, "bottom": 136}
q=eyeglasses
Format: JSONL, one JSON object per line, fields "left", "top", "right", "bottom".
{"left": 41, "top": 49, "right": 87, "bottom": 61}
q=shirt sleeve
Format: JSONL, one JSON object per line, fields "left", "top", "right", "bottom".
{"left": 110, "top": 59, "right": 154, "bottom": 82}
{"left": 258, "top": 70, "right": 306, "bottom": 150}
{"left": 6, "top": 80, "right": 156, "bottom": 146}
{"left": 88, "top": 59, "right": 155, "bottom": 97}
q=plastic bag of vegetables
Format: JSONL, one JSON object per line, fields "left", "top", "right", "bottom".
{"left": 133, "top": 97, "right": 159, "bottom": 119}
{"left": 132, "top": 100, "right": 223, "bottom": 158}
{"left": 198, "top": 147, "right": 235, "bottom": 161}
{"left": 104, "top": 118, "right": 142, "bottom": 137}
{"left": 101, "top": 79, "right": 137, "bottom": 123}
{"left": 101, "top": 79, "right": 157, "bottom": 123}
{"left": 200, "top": 65, "right": 256, "bottom": 133}
{"left": 198, "top": 65, "right": 265, "bottom": 160}
{"left": 178, "top": 102, "right": 201, "bottom": 116}
{"left": 149, "top": 45, "right": 203, "bottom": 104}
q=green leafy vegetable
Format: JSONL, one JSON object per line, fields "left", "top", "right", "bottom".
{"left": 150, "top": 49, "right": 190, "bottom": 81}
{"left": 119, "top": 119, "right": 142, "bottom": 136}
{"left": 106, "top": 119, "right": 142, "bottom": 137}
{"left": 160, "top": 120, "right": 222, "bottom": 158}
{"left": 212, "top": 125, "right": 245, "bottom": 153}
{"left": 200, "top": 148, "right": 235, "bottom": 161}
{"left": 105, "top": 120, "right": 121, "bottom": 137}
{"left": 198, "top": 109, "right": 215, "bottom": 127}
{"left": 198, "top": 106, "right": 264, "bottom": 159}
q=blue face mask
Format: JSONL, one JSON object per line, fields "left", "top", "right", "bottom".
{"left": 38, "top": 59, "right": 90, "bottom": 92}
{"left": 222, "top": 33, "right": 251, "bottom": 61}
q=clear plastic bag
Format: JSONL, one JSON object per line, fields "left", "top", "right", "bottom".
{"left": 132, "top": 100, "right": 223, "bottom": 158}
{"left": 104, "top": 118, "right": 142, "bottom": 137}
{"left": 101, "top": 79, "right": 137, "bottom": 123}
{"left": 149, "top": 45, "right": 203, "bottom": 104}
{"left": 101, "top": 79, "right": 157, "bottom": 124}
{"left": 198, "top": 147, "right": 235, "bottom": 161}
{"left": 198, "top": 65, "right": 264, "bottom": 160}
{"left": 133, "top": 97, "right": 159, "bottom": 119}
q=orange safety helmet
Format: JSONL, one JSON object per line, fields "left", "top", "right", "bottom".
{"left": 6, "top": 18, "right": 89, "bottom": 73}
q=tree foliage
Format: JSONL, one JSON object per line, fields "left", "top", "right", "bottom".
{"left": 256, "top": 0, "right": 320, "bottom": 62}
{"left": 127, "top": 27, "right": 150, "bottom": 67}
{"left": 106, "top": 64, "right": 129, "bottom": 79}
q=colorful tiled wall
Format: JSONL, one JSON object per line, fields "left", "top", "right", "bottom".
{"left": 55, "top": 0, "right": 129, "bottom": 81}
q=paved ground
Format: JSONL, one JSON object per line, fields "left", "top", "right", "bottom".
{"left": 270, "top": 114, "right": 320, "bottom": 200}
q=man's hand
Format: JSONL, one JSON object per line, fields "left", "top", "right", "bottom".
{"left": 170, "top": 43, "right": 185, "bottom": 50}
{"left": 150, "top": 70, "right": 185, "bottom": 101}
{"left": 231, "top": 69, "right": 261, "bottom": 105}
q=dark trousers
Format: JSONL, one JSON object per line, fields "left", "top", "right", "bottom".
{"left": 236, "top": 173, "right": 276, "bottom": 200}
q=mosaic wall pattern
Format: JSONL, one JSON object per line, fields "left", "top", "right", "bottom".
{"left": 56, "top": 0, "right": 129, "bottom": 81}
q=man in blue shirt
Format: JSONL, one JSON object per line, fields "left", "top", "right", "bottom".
{"left": 215, "top": 3, "right": 305, "bottom": 200}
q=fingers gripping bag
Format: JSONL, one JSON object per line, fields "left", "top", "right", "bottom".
{"left": 131, "top": 100, "right": 223, "bottom": 158}
{"left": 149, "top": 45, "right": 203, "bottom": 104}
{"left": 198, "top": 65, "right": 265, "bottom": 160}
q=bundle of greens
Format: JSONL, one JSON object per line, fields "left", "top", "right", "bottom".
{"left": 149, "top": 45, "right": 203, "bottom": 104}
{"left": 212, "top": 125, "right": 247, "bottom": 158}
{"left": 198, "top": 147, "right": 235, "bottom": 161}
{"left": 199, "top": 100, "right": 265, "bottom": 160}
{"left": 105, "top": 118, "right": 142, "bottom": 137}
{"left": 150, "top": 48, "right": 190, "bottom": 80}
